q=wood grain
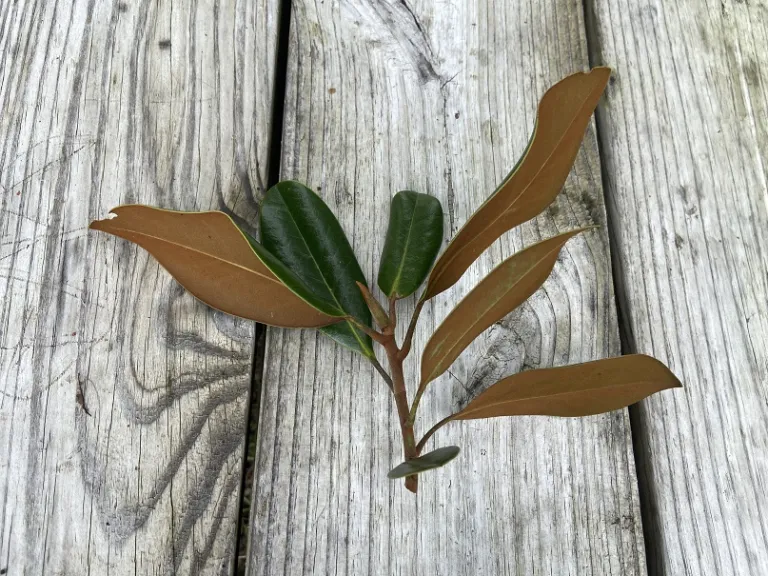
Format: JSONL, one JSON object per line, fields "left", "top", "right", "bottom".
{"left": 247, "top": 1, "right": 649, "bottom": 574}
{"left": 586, "top": 0, "right": 768, "bottom": 574}
{"left": 0, "top": 1, "right": 278, "bottom": 574}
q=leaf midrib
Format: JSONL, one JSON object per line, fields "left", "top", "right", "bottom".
{"left": 458, "top": 379, "right": 664, "bottom": 419}
{"left": 99, "top": 225, "right": 283, "bottom": 285}
{"left": 389, "top": 194, "right": 422, "bottom": 296}
{"left": 430, "top": 81, "right": 603, "bottom": 291}
{"left": 423, "top": 245, "right": 559, "bottom": 384}
{"left": 273, "top": 190, "right": 370, "bottom": 351}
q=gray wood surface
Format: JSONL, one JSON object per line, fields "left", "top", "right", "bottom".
{"left": 0, "top": 1, "right": 278, "bottom": 574}
{"left": 587, "top": 0, "right": 768, "bottom": 574}
{"left": 247, "top": 1, "right": 650, "bottom": 574}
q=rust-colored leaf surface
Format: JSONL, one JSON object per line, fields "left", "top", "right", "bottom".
{"left": 424, "top": 67, "right": 611, "bottom": 299}
{"left": 90, "top": 206, "right": 338, "bottom": 328}
{"left": 454, "top": 355, "right": 682, "bottom": 420}
{"left": 420, "top": 229, "right": 585, "bottom": 387}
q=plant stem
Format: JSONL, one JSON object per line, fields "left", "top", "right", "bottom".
{"left": 384, "top": 339, "right": 419, "bottom": 492}
{"left": 376, "top": 295, "right": 417, "bottom": 492}
{"left": 361, "top": 294, "right": 422, "bottom": 492}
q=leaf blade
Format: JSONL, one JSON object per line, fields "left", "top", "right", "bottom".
{"left": 260, "top": 181, "right": 373, "bottom": 355}
{"left": 242, "top": 229, "right": 344, "bottom": 317}
{"left": 424, "top": 67, "right": 611, "bottom": 299}
{"left": 455, "top": 355, "right": 682, "bottom": 419}
{"left": 377, "top": 191, "right": 443, "bottom": 298}
{"left": 420, "top": 229, "right": 585, "bottom": 387}
{"left": 89, "top": 206, "right": 340, "bottom": 328}
{"left": 387, "top": 446, "right": 460, "bottom": 479}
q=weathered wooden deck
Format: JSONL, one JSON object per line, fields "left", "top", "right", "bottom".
{"left": 1, "top": 0, "right": 766, "bottom": 575}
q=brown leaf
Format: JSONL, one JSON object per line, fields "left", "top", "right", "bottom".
{"left": 90, "top": 205, "right": 338, "bottom": 328}
{"left": 420, "top": 229, "right": 585, "bottom": 387}
{"left": 454, "top": 355, "right": 682, "bottom": 420}
{"left": 356, "top": 281, "right": 390, "bottom": 328}
{"left": 424, "top": 67, "right": 611, "bottom": 299}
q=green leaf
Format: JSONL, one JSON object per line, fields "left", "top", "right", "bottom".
{"left": 420, "top": 229, "right": 586, "bottom": 387}
{"left": 377, "top": 191, "right": 444, "bottom": 298}
{"left": 387, "top": 446, "right": 460, "bottom": 479}
{"left": 260, "top": 181, "right": 374, "bottom": 356}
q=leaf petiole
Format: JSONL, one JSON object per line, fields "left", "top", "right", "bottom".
{"left": 416, "top": 415, "right": 454, "bottom": 454}
{"left": 346, "top": 316, "right": 389, "bottom": 344}
{"left": 397, "top": 296, "right": 425, "bottom": 360}
{"left": 369, "top": 356, "right": 394, "bottom": 393}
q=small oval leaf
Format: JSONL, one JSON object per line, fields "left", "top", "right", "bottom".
{"left": 387, "top": 446, "right": 460, "bottom": 479}
{"left": 420, "top": 229, "right": 585, "bottom": 387}
{"left": 455, "top": 355, "right": 682, "bottom": 420}
{"left": 424, "top": 67, "right": 611, "bottom": 300}
{"left": 377, "top": 191, "right": 444, "bottom": 298}
{"left": 260, "top": 181, "right": 373, "bottom": 356}
{"left": 89, "top": 206, "right": 339, "bottom": 328}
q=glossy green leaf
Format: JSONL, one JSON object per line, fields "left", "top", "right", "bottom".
{"left": 387, "top": 446, "right": 460, "bottom": 479}
{"left": 377, "top": 191, "right": 444, "bottom": 298}
{"left": 260, "top": 181, "right": 373, "bottom": 356}
{"left": 420, "top": 229, "right": 586, "bottom": 387}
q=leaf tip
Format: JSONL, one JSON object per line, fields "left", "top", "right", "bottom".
{"left": 89, "top": 215, "right": 116, "bottom": 231}
{"left": 89, "top": 206, "right": 123, "bottom": 229}
{"left": 588, "top": 65, "right": 613, "bottom": 84}
{"left": 635, "top": 354, "right": 683, "bottom": 389}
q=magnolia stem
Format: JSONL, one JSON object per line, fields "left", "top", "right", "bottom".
{"left": 384, "top": 296, "right": 418, "bottom": 492}
{"left": 384, "top": 339, "right": 419, "bottom": 492}
{"left": 360, "top": 294, "right": 424, "bottom": 492}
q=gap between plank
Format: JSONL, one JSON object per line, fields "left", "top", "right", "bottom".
{"left": 234, "top": 0, "right": 294, "bottom": 573}
{"left": 581, "top": 0, "right": 658, "bottom": 573}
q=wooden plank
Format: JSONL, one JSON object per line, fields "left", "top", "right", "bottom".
{"left": 586, "top": 0, "right": 768, "bottom": 574}
{"left": 0, "top": 1, "right": 278, "bottom": 574}
{"left": 247, "top": 1, "right": 648, "bottom": 574}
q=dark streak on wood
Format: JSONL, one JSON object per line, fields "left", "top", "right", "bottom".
{"left": 0, "top": 0, "right": 280, "bottom": 573}
{"left": 75, "top": 377, "right": 92, "bottom": 416}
